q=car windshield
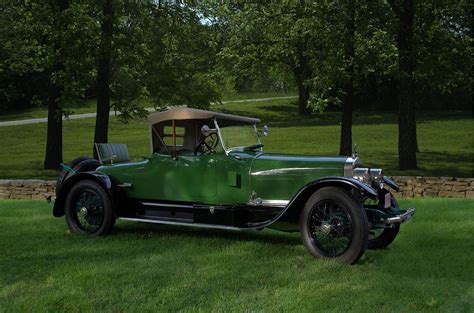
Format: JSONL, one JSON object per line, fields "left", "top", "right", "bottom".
{"left": 218, "top": 124, "right": 261, "bottom": 151}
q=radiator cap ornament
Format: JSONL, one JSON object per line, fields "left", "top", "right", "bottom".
{"left": 352, "top": 144, "right": 358, "bottom": 159}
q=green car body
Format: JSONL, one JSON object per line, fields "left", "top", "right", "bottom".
{"left": 97, "top": 152, "right": 347, "bottom": 206}
{"left": 54, "top": 107, "right": 415, "bottom": 264}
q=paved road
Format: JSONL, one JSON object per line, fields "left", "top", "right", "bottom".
{"left": 0, "top": 96, "right": 296, "bottom": 127}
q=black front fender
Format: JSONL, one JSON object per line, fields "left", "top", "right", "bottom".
{"left": 53, "top": 172, "right": 115, "bottom": 217}
{"left": 263, "top": 176, "right": 377, "bottom": 229}
{"left": 300, "top": 176, "right": 378, "bottom": 200}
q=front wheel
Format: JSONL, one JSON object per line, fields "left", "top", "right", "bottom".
{"left": 300, "top": 187, "right": 368, "bottom": 264}
{"left": 368, "top": 194, "right": 400, "bottom": 249}
{"left": 368, "top": 224, "right": 400, "bottom": 250}
{"left": 65, "top": 180, "right": 115, "bottom": 235}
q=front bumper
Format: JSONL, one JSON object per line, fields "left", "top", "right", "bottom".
{"left": 366, "top": 207, "right": 416, "bottom": 228}
{"left": 385, "top": 208, "right": 416, "bottom": 225}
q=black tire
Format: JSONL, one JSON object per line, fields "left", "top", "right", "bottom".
{"left": 65, "top": 180, "right": 115, "bottom": 235}
{"left": 368, "top": 194, "right": 400, "bottom": 250}
{"left": 300, "top": 187, "right": 368, "bottom": 264}
{"left": 56, "top": 156, "right": 91, "bottom": 196}
{"left": 368, "top": 224, "right": 400, "bottom": 250}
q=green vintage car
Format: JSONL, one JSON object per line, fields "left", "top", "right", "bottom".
{"left": 53, "top": 108, "right": 415, "bottom": 264}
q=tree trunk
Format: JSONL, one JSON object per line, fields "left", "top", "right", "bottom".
{"left": 339, "top": 1, "right": 356, "bottom": 156}
{"left": 296, "top": 74, "right": 310, "bottom": 116}
{"left": 292, "top": 0, "right": 311, "bottom": 116}
{"left": 43, "top": 0, "right": 69, "bottom": 169}
{"left": 94, "top": 0, "right": 113, "bottom": 158}
{"left": 44, "top": 91, "right": 63, "bottom": 169}
{"left": 391, "top": 0, "right": 418, "bottom": 170}
{"left": 339, "top": 82, "right": 354, "bottom": 156}
{"left": 294, "top": 40, "right": 312, "bottom": 116}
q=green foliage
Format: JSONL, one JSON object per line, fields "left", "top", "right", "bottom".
{"left": 414, "top": 0, "right": 472, "bottom": 109}
{"left": 1, "top": 1, "right": 470, "bottom": 115}
{"left": 0, "top": 198, "right": 473, "bottom": 311}
{"left": 0, "top": 1, "right": 98, "bottom": 113}
{"left": 209, "top": 1, "right": 472, "bottom": 112}
{"left": 142, "top": 4, "right": 222, "bottom": 110}
{"left": 0, "top": 1, "right": 223, "bottom": 116}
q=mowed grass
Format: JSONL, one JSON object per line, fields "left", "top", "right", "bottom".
{"left": 0, "top": 198, "right": 473, "bottom": 312}
{"left": 0, "top": 98, "right": 472, "bottom": 179}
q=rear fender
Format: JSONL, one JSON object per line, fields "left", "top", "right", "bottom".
{"left": 53, "top": 172, "right": 115, "bottom": 217}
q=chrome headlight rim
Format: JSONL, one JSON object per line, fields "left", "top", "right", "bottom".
{"left": 352, "top": 167, "right": 384, "bottom": 188}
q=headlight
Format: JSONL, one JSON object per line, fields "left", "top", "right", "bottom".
{"left": 353, "top": 167, "right": 384, "bottom": 187}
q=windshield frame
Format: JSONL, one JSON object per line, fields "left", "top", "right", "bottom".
{"left": 213, "top": 119, "right": 262, "bottom": 155}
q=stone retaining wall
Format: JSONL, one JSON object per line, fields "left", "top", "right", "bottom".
{"left": 390, "top": 176, "right": 474, "bottom": 199}
{"left": 0, "top": 179, "right": 56, "bottom": 200}
{"left": 0, "top": 177, "right": 473, "bottom": 200}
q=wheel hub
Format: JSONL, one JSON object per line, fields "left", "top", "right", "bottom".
{"left": 79, "top": 207, "right": 88, "bottom": 217}
{"left": 308, "top": 199, "right": 354, "bottom": 258}
{"left": 321, "top": 223, "right": 332, "bottom": 235}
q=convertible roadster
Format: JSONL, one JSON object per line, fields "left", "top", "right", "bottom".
{"left": 53, "top": 107, "right": 415, "bottom": 264}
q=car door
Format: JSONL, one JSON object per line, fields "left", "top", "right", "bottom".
{"left": 172, "top": 154, "right": 217, "bottom": 203}
{"left": 117, "top": 152, "right": 217, "bottom": 203}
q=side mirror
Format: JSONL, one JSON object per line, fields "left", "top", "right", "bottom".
{"left": 201, "top": 125, "right": 211, "bottom": 137}
{"left": 262, "top": 125, "right": 269, "bottom": 137}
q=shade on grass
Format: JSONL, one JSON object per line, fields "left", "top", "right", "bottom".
{"left": 0, "top": 198, "right": 473, "bottom": 312}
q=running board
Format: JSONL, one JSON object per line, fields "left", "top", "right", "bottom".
{"left": 118, "top": 217, "right": 246, "bottom": 231}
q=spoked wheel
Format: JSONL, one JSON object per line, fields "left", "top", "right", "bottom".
{"left": 308, "top": 200, "right": 353, "bottom": 257}
{"left": 368, "top": 224, "right": 400, "bottom": 249}
{"left": 300, "top": 187, "right": 368, "bottom": 264}
{"left": 368, "top": 193, "right": 400, "bottom": 249}
{"left": 65, "top": 180, "right": 115, "bottom": 235}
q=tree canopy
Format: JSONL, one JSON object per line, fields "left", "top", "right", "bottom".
{"left": 0, "top": 0, "right": 471, "bottom": 170}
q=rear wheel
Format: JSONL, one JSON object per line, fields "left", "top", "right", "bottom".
{"left": 65, "top": 180, "right": 115, "bottom": 235}
{"left": 300, "top": 187, "right": 368, "bottom": 264}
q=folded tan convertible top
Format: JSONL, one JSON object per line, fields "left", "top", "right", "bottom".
{"left": 148, "top": 107, "right": 260, "bottom": 126}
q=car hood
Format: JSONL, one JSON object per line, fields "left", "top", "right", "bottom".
{"left": 248, "top": 152, "right": 348, "bottom": 202}
{"left": 250, "top": 153, "right": 347, "bottom": 175}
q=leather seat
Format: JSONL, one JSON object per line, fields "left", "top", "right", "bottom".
{"left": 95, "top": 143, "right": 129, "bottom": 164}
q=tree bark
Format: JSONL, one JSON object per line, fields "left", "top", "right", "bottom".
{"left": 94, "top": 0, "right": 113, "bottom": 158}
{"left": 43, "top": 0, "right": 69, "bottom": 169}
{"left": 293, "top": 2, "right": 312, "bottom": 116}
{"left": 390, "top": 0, "right": 418, "bottom": 170}
{"left": 44, "top": 88, "right": 63, "bottom": 169}
{"left": 294, "top": 41, "right": 312, "bottom": 116}
{"left": 339, "top": 1, "right": 356, "bottom": 156}
{"left": 295, "top": 71, "right": 310, "bottom": 116}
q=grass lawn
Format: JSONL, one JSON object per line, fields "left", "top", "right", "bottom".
{"left": 0, "top": 198, "right": 473, "bottom": 312}
{"left": 0, "top": 97, "right": 472, "bottom": 179}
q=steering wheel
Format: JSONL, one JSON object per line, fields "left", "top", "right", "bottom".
{"left": 194, "top": 133, "right": 219, "bottom": 155}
